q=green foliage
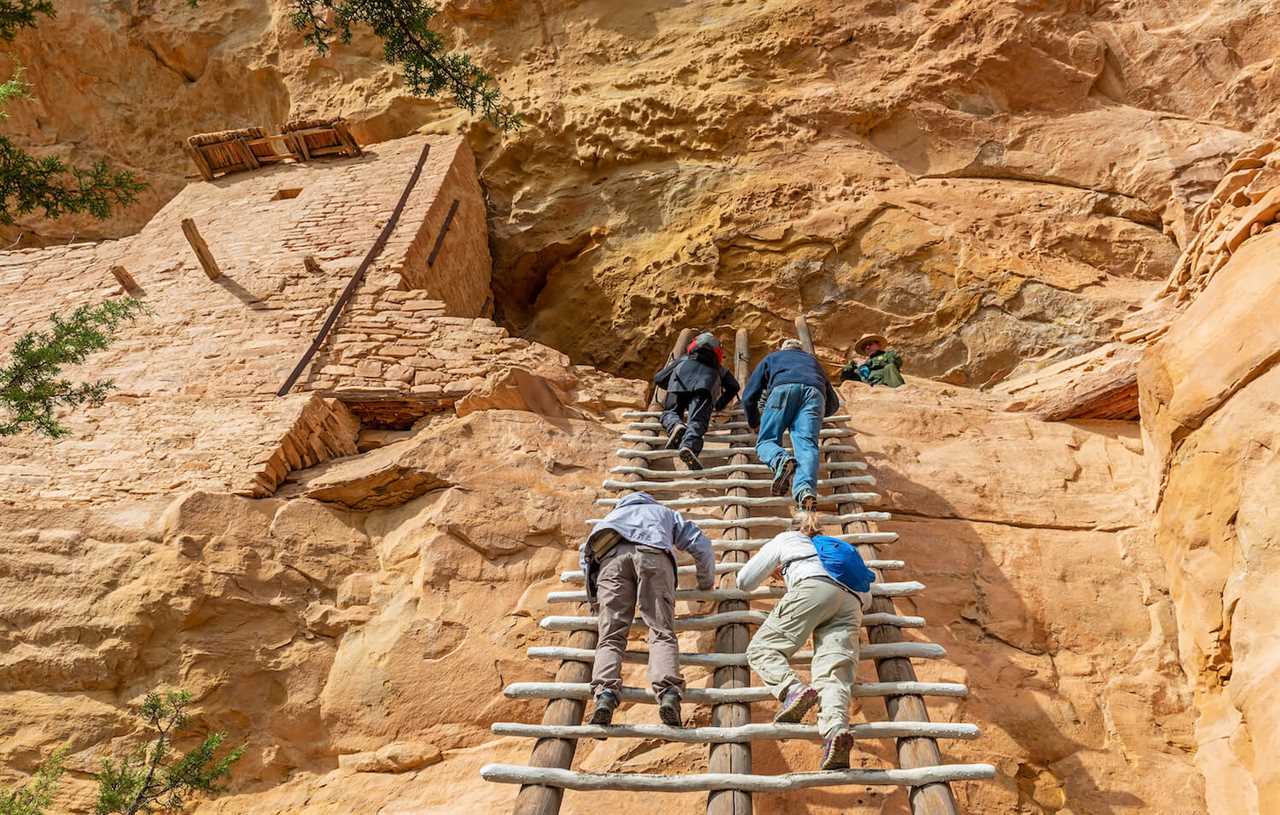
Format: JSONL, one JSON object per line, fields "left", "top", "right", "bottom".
{"left": 0, "top": 67, "right": 28, "bottom": 115}
{"left": 0, "top": 0, "right": 53, "bottom": 42}
{"left": 288, "top": 1, "right": 519, "bottom": 130}
{"left": 0, "top": 748, "right": 66, "bottom": 815}
{"left": 0, "top": 298, "right": 147, "bottom": 438}
{"left": 94, "top": 691, "right": 244, "bottom": 815}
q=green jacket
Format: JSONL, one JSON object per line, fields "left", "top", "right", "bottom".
{"left": 840, "top": 350, "right": 905, "bottom": 388}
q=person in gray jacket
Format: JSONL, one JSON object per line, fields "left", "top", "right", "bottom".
{"left": 580, "top": 492, "right": 716, "bottom": 728}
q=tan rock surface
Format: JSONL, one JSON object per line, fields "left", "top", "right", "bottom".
{"left": 1139, "top": 227, "right": 1280, "bottom": 815}
{"left": 6, "top": 2, "right": 1279, "bottom": 384}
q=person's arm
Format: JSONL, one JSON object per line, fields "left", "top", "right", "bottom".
{"left": 578, "top": 539, "right": 589, "bottom": 578}
{"left": 673, "top": 512, "right": 716, "bottom": 590}
{"left": 716, "top": 369, "right": 741, "bottom": 411}
{"left": 839, "top": 361, "right": 860, "bottom": 382}
{"left": 883, "top": 349, "right": 902, "bottom": 367}
{"left": 741, "top": 358, "right": 769, "bottom": 429}
{"left": 823, "top": 374, "right": 841, "bottom": 417}
{"left": 736, "top": 536, "right": 781, "bottom": 592}
{"left": 653, "top": 357, "right": 679, "bottom": 388}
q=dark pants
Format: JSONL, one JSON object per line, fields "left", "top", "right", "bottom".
{"left": 660, "top": 392, "right": 713, "bottom": 454}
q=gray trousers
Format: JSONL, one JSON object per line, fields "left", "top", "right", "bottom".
{"left": 590, "top": 543, "right": 683, "bottom": 698}
{"left": 746, "top": 577, "right": 863, "bottom": 738}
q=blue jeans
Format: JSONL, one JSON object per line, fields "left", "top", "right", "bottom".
{"left": 755, "top": 383, "right": 824, "bottom": 500}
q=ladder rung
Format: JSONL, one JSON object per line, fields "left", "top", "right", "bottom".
{"left": 490, "top": 719, "right": 977, "bottom": 744}
{"left": 610, "top": 462, "right": 868, "bottom": 479}
{"left": 538, "top": 610, "right": 926, "bottom": 632}
{"left": 619, "top": 428, "right": 854, "bottom": 445}
{"left": 593, "top": 492, "right": 880, "bottom": 509}
{"left": 585, "top": 512, "right": 891, "bottom": 529}
{"left": 616, "top": 444, "right": 863, "bottom": 462}
{"left": 601, "top": 475, "right": 876, "bottom": 493}
{"left": 559, "top": 558, "right": 905, "bottom": 582}
{"left": 502, "top": 680, "right": 968, "bottom": 705}
{"left": 480, "top": 762, "right": 996, "bottom": 791}
{"left": 526, "top": 641, "right": 946, "bottom": 667}
{"left": 544, "top": 582, "right": 923, "bottom": 604}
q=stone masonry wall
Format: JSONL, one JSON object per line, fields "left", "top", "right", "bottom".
{"left": 0, "top": 134, "right": 609, "bottom": 510}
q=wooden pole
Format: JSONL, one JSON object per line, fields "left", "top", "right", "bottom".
{"left": 514, "top": 330, "right": 692, "bottom": 815}
{"left": 109, "top": 265, "right": 140, "bottom": 293}
{"left": 181, "top": 219, "right": 222, "bottom": 280}
{"left": 793, "top": 313, "right": 962, "bottom": 815}
{"left": 707, "top": 328, "right": 753, "bottom": 815}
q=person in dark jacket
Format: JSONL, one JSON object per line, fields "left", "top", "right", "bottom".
{"left": 741, "top": 339, "right": 840, "bottom": 510}
{"left": 652, "top": 332, "right": 741, "bottom": 470}
{"left": 840, "top": 334, "right": 905, "bottom": 388}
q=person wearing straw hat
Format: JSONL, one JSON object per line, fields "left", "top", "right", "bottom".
{"left": 840, "top": 333, "right": 905, "bottom": 388}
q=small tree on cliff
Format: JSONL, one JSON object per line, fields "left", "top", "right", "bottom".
{"left": 0, "top": 690, "right": 242, "bottom": 815}
{"left": 94, "top": 690, "right": 244, "bottom": 815}
{"left": 0, "top": 3, "right": 145, "bottom": 227}
{"left": 0, "top": 298, "right": 146, "bottom": 438}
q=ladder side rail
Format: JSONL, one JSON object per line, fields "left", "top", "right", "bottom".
{"left": 794, "top": 315, "right": 962, "bottom": 815}
{"left": 707, "top": 327, "right": 754, "bottom": 815}
{"left": 513, "top": 329, "right": 692, "bottom": 815}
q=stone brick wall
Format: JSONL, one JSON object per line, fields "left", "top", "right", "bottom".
{"left": 0, "top": 135, "right": 630, "bottom": 510}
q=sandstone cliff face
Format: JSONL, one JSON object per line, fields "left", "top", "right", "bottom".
{"left": 5, "top": 1, "right": 1278, "bottom": 385}
{"left": 1139, "top": 201, "right": 1280, "bottom": 815}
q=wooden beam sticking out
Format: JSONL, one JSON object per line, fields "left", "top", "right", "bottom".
{"left": 180, "top": 219, "right": 222, "bottom": 280}
{"left": 303, "top": 255, "right": 325, "bottom": 277}
{"left": 109, "top": 265, "right": 140, "bottom": 293}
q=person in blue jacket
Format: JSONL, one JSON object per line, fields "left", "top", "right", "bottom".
{"left": 741, "top": 338, "right": 840, "bottom": 511}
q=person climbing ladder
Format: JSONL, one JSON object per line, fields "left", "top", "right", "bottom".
{"left": 652, "top": 331, "right": 741, "bottom": 470}
{"left": 741, "top": 338, "right": 841, "bottom": 511}
{"left": 579, "top": 492, "right": 717, "bottom": 728}
{"left": 738, "top": 518, "right": 876, "bottom": 771}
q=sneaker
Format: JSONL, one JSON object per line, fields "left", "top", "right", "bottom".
{"left": 773, "top": 683, "right": 819, "bottom": 724}
{"left": 820, "top": 728, "right": 855, "bottom": 770}
{"left": 658, "top": 690, "right": 683, "bottom": 727}
{"left": 771, "top": 458, "right": 796, "bottom": 496}
{"left": 797, "top": 491, "right": 818, "bottom": 513}
{"left": 679, "top": 448, "right": 704, "bottom": 470}
{"left": 665, "top": 423, "right": 687, "bottom": 450}
{"left": 589, "top": 691, "right": 619, "bottom": 731}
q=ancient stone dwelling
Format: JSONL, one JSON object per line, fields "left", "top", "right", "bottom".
{"left": 0, "top": 135, "right": 608, "bottom": 508}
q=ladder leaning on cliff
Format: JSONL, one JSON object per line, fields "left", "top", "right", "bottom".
{"left": 481, "top": 319, "right": 995, "bottom": 815}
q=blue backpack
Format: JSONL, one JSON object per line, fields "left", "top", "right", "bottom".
{"left": 811, "top": 535, "right": 876, "bottom": 593}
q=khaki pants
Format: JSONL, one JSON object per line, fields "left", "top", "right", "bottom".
{"left": 746, "top": 577, "right": 863, "bottom": 738}
{"left": 590, "top": 543, "right": 683, "bottom": 698}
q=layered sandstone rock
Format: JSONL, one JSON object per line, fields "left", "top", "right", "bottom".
{"left": 5, "top": 1, "right": 1278, "bottom": 384}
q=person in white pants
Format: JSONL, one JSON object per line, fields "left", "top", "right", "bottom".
{"left": 738, "top": 526, "right": 871, "bottom": 770}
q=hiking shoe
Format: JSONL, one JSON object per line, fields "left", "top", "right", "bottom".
{"left": 589, "top": 691, "right": 619, "bottom": 732}
{"left": 820, "top": 728, "right": 855, "bottom": 771}
{"left": 665, "top": 423, "right": 687, "bottom": 450}
{"left": 771, "top": 458, "right": 796, "bottom": 496}
{"left": 679, "top": 448, "right": 704, "bottom": 470}
{"left": 798, "top": 491, "right": 818, "bottom": 513}
{"left": 773, "top": 683, "right": 819, "bottom": 724}
{"left": 658, "top": 691, "right": 683, "bottom": 727}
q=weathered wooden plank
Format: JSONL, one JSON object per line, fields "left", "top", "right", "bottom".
{"left": 594, "top": 492, "right": 880, "bottom": 509}
{"left": 539, "top": 610, "right": 926, "bottom": 632}
{"left": 620, "top": 429, "right": 853, "bottom": 444}
{"left": 180, "top": 218, "right": 222, "bottom": 280}
{"left": 544, "top": 581, "right": 923, "bottom": 604}
{"left": 503, "top": 680, "right": 969, "bottom": 705}
{"left": 558, "top": 558, "right": 905, "bottom": 583}
{"left": 526, "top": 640, "right": 946, "bottom": 667}
{"left": 617, "top": 444, "right": 863, "bottom": 462}
{"left": 492, "top": 720, "right": 978, "bottom": 744}
{"left": 610, "top": 461, "right": 868, "bottom": 479}
{"left": 585, "top": 512, "right": 891, "bottom": 529}
{"left": 481, "top": 763, "right": 997, "bottom": 792}
{"left": 109, "top": 265, "right": 140, "bottom": 293}
{"left": 427, "top": 198, "right": 460, "bottom": 267}
{"left": 602, "top": 475, "right": 875, "bottom": 493}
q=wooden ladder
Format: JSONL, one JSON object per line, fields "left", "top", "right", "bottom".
{"left": 482, "top": 321, "right": 994, "bottom": 814}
